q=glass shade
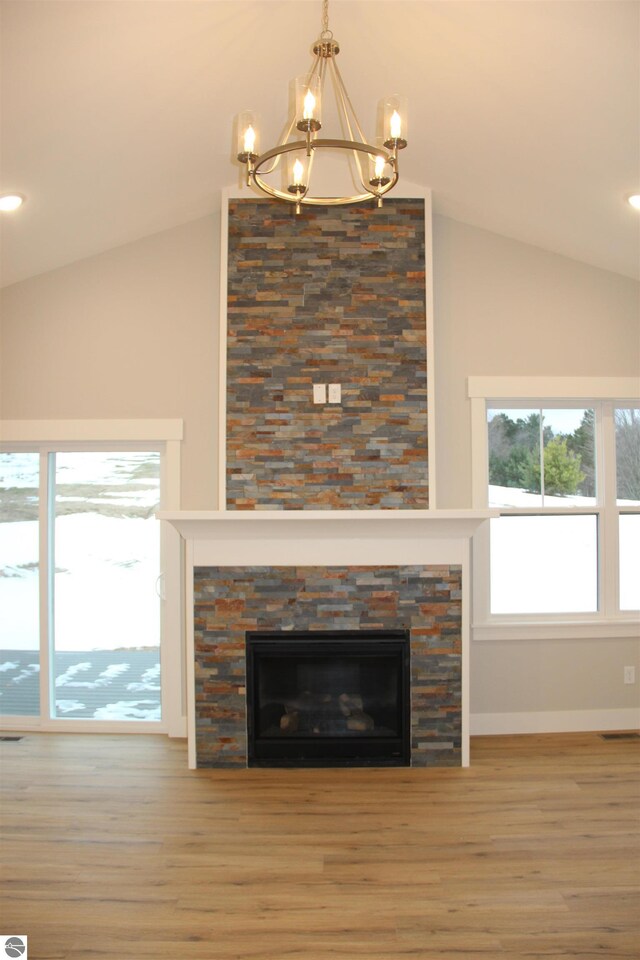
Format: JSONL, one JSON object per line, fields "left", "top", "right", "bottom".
{"left": 381, "top": 94, "right": 408, "bottom": 146}
{"left": 295, "top": 75, "right": 322, "bottom": 130}
{"left": 236, "top": 110, "right": 259, "bottom": 159}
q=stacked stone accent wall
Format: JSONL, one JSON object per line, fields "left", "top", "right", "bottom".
{"left": 226, "top": 199, "right": 428, "bottom": 509}
{"left": 194, "top": 564, "right": 462, "bottom": 768}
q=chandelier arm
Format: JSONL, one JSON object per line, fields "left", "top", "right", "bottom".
{"left": 327, "top": 57, "right": 369, "bottom": 192}
{"left": 253, "top": 108, "right": 300, "bottom": 177}
{"left": 330, "top": 56, "right": 368, "bottom": 144}
{"left": 305, "top": 142, "right": 317, "bottom": 193}
{"left": 256, "top": 153, "right": 283, "bottom": 178}
{"left": 305, "top": 50, "right": 323, "bottom": 91}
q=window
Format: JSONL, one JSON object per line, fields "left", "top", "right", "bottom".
{"left": 488, "top": 406, "right": 598, "bottom": 614}
{"left": 469, "top": 379, "right": 639, "bottom": 631}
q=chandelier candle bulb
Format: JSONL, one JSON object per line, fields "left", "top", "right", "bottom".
{"left": 368, "top": 152, "right": 391, "bottom": 197}
{"left": 244, "top": 125, "right": 256, "bottom": 154}
{"left": 303, "top": 90, "right": 316, "bottom": 120}
{"left": 382, "top": 95, "right": 408, "bottom": 150}
{"left": 293, "top": 159, "right": 305, "bottom": 186}
{"left": 296, "top": 76, "right": 322, "bottom": 133}
{"left": 287, "top": 153, "right": 309, "bottom": 201}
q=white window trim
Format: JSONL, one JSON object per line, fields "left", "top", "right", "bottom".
{"left": 468, "top": 377, "right": 640, "bottom": 641}
{"left": 0, "top": 419, "right": 186, "bottom": 736}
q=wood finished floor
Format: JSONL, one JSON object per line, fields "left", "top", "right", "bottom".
{"left": 0, "top": 732, "right": 638, "bottom": 960}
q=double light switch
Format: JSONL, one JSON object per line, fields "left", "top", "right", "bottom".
{"left": 313, "top": 384, "right": 342, "bottom": 404}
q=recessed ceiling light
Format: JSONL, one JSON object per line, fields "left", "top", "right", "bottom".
{"left": 0, "top": 194, "right": 25, "bottom": 212}
{"left": 627, "top": 194, "right": 640, "bottom": 211}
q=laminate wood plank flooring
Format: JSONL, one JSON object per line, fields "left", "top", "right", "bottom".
{"left": 0, "top": 732, "right": 638, "bottom": 959}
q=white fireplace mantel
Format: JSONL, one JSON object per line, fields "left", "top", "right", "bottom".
{"left": 159, "top": 509, "right": 497, "bottom": 550}
{"left": 159, "top": 508, "right": 496, "bottom": 586}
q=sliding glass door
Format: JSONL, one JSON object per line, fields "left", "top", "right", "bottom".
{"left": 0, "top": 448, "right": 162, "bottom": 726}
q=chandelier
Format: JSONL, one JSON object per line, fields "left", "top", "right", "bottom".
{"left": 235, "top": 0, "right": 407, "bottom": 212}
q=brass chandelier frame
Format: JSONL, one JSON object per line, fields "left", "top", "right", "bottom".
{"left": 236, "top": 3, "right": 407, "bottom": 211}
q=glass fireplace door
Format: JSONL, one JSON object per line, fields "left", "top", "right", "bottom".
{"left": 246, "top": 630, "right": 410, "bottom": 766}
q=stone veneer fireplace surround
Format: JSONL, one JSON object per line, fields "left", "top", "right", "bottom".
{"left": 222, "top": 196, "right": 431, "bottom": 511}
{"left": 159, "top": 190, "right": 496, "bottom": 769}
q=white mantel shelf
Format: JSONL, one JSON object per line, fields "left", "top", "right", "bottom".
{"left": 158, "top": 509, "right": 498, "bottom": 542}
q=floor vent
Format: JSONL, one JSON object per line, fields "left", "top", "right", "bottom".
{"left": 600, "top": 732, "right": 640, "bottom": 741}
{"left": 0, "top": 736, "right": 24, "bottom": 742}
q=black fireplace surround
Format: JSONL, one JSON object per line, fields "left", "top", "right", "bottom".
{"left": 245, "top": 630, "right": 411, "bottom": 767}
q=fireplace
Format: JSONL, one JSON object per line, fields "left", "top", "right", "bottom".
{"left": 159, "top": 511, "right": 494, "bottom": 768}
{"left": 246, "top": 630, "right": 411, "bottom": 767}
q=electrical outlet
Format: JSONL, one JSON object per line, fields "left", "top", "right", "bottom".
{"left": 624, "top": 666, "right": 636, "bottom": 684}
{"left": 328, "top": 383, "right": 341, "bottom": 404}
{"left": 313, "top": 383, "right": 326, "bottom": 404}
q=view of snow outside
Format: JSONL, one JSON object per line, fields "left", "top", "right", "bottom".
{"left": 489, "top": 505, "right": 598, "bottom": 614}
{"left": 488, "top": 407, "right": 640, "bottom": 614}
{"left": 0, "top": 452, "right": 161, "bottom": 720}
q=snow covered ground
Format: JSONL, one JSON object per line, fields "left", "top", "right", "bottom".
{"left": 0, "top": 451, "right": 160, "bottom": 652}
{"left": 489, "top": 485, "right": 639, "bottom": 613}
{"left": 0, "top": 512, "right": 160, "bottom": 651}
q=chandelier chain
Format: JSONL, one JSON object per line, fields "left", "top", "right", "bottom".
{"left": 320, "top": 0, "right": 333, "bottom": 40}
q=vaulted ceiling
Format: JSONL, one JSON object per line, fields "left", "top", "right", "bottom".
{"left": 1, "top": 0, "right": 639, "bottom": 287}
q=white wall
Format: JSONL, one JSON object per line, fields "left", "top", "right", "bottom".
{"left": 0, "top": 214, "right": 221, "bottom": 509}
{"left": 432, "top": 214, "right": 640, "bottom": 509}
{"left": 1, "top": 209, "right": 639, "bottom": 731}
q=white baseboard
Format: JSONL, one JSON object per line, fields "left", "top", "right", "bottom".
{"left": 168, "top": 716, "right": 188, "bottom": 738}
{"left": 471, "top": 708, "right": 640, "bottom": 736}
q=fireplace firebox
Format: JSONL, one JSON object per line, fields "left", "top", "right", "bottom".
{"left": 246, "top": 630, "right": 411, "bottom": 767}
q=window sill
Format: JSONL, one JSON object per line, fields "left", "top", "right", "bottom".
{"left": 472, "top": 618, "right": 639, "bottom": 642}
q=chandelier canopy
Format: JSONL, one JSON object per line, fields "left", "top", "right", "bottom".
{"left": 235, "top": 0, "right": 407, "bottom": 212}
